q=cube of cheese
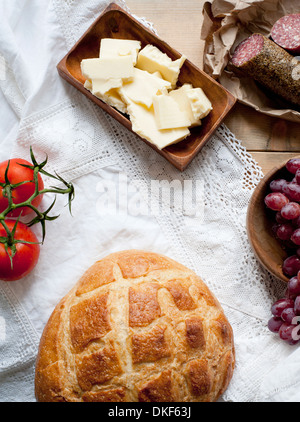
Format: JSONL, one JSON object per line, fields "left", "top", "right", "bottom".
{"left": 119, "top": 68, "right": 171, "bottom": 109}
{"left": 84, "top": 80, "right": 127, "bottom": 114}
{"left": 152, "top": 71, "right": 164, "bottom": 79}
{"left": 84, "top": 79, "right": 92, "bottom": 90}
{"left": 186, "top": 86, "right": 212, "bottom": 120}
{"left": 99, "top": 38, "right": 141, "bottom": 65}
{"left": 127, "top": 100, "right": 190, "bottom": 150}
{"left": 136, "top": 44, "right": 186, "bottom": 88}
{"left": 92, "top": 78, "right": 123, "bottom": 97}
{"left": 81, "top": 56, "right": 134, "bottom": 81}
{"left": 153, "top": 94, "right": 191, "bottom": 129}
{"left": 169, "top": 84, "right": 212, "bottom": 126}
{"left": 102, "top": 89, "right": 127, "bottom": 114}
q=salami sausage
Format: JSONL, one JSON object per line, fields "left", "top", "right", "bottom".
{"left": 230, "top": 33, "right": 300, "bottom": 106}
{"left": 271, "top": 14, "right": 300, "bottom": 55}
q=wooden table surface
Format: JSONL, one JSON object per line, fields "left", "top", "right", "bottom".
{"left": 126, "top": 0, "right": 300, "bottom": 175}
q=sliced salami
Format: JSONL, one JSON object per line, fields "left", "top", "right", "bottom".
{"left": 271, "top": 14, "right": 300, "bottom": 54}
{"left": 231, "top": 34, "right": 264, "bottom": 67}
{"left": 230, "top": 33, "right": 300, "bottom": 107}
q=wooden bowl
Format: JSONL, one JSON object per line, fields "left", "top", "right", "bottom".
{"left": 56, "top": 2, "right": 236, "bottom": 171}
{"left": 247, "top": 158, "right": 300, "bottom": 283}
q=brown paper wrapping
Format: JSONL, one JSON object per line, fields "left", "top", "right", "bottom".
{"left": 201, "top": 0, "right": 300, "bottom": 122}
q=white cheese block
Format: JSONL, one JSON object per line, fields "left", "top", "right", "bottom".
{"left": 81, "top": 56, "right": 134, "bottom": 81}
{"left": 169, "top": 84, "right": 212, "bottom": 126}
{"left": 119, "top": 68, "right": 171, "bottom": 108}
{"left": 92, "top": 78, "right": 123, "bottom": 97}
{"left": 84, "top": 80, "right": 127, "bottom": 114}
{"left": 84, "top": 80, "right": 92, "bottom": 90}
{"left": 103, "top": 90, "right": 127, "bottom": 114}
{"left": 186, "top": 86, "right": 212, "bottom": 120}
{"left": 169, "top": 85, "right": 198, "bottom": 126}
{"left": 99, "top": 38, "right": 141, "bottom": 65}
{"left": 153, "top": 94, "right": 191, "bottom": 129}
{"left": 127, "top": 100, "right": 190, "bottom": 150}
{"left": 153, "top": 71, "right": 164, "bottom": 79}
{"left": 136, "top": 44, "right": 186, "bottom": 88}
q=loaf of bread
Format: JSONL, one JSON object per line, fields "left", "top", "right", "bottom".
{"left": 35, "top": 250, "right": 235, "bottom": 402}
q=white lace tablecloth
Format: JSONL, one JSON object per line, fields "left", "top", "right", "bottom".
{"left": 0, "top": 0, "right": 299, "bottom": 402}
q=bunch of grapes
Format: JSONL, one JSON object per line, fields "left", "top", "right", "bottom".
{"left": 268, "top": 271, "right": 300, "bottom": 345}
{"left": 265, "top": 158, "right": 300, "bottom": 278}
{"left": 265, "top": 158, "right": 300, "bottom": 344}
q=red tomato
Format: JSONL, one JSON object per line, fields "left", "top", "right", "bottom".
{"left": 0, "top": 220, "right": 40, "bottom": 281}
{"left": 0, "top": 158, "right": 44, "bottom": 217}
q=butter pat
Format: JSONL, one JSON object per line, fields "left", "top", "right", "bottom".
{"left": 99, "top": 38, "right": 141, "bottom": 65}
{"left": 169, "top": 84, "right": 212, "bottom": 126}
{"left": 81, "top": 56, "right": 134, "bottom": 81}
{"left": 136, "top": 44, "right": 186, "bottom": 87}
{"left": 127, "top": 101, "right": 190, "bottom": 150}
{"left": 153, "top": 94, "right": 191, "bottom": 129}
{"left": 119, "top": 68, "right": 171, "bottom": 108}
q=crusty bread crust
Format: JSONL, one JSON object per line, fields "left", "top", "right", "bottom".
{"left": 35, "top": 250, "right": 235, "bottom": 402}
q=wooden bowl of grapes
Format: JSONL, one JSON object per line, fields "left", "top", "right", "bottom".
{"left": 247, "top": 157, "right": 300, "bottom": 283}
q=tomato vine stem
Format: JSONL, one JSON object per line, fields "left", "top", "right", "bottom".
{"left": 0, "top": 147, "right": 75, "bottom": 266}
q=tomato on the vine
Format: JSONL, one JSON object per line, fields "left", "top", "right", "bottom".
{"left": 0, "top": 149, "right": 74, "bottom": 282}
{"left": 0, "top": 220, "right": 40, "bottom": 281}
{"left": 0, "top": 158, "right": 44, "bottom": 217}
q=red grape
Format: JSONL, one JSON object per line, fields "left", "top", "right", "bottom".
{"left": 281, "top": 307, "right": 296, "bottom": 324}
{"left": 287, "top": 275, "right": 300, "bottom": 296}
{"left": 264, "top": 192, "right": 289, "bottom": 211}
{"left": 279, "top": 323, "right": 299, "bottom": 345}
{"left": 291, "top": 229, "right": 300, "bottom": 246}
{"left": 281, "top": 202, "right": 300, "bottom": 220}
{"left": 294, "top": 296, "right": 300, "bottom": 315}
{"left": 283, "top": 255, "right": 300, "bottom": 277}
{"left": 285, "top": 287, "right": 297, "bottom": 300}
{"left": 286, "top": 158, "right": 300, "bottom": 175}
{"left": 275, "top": 211, "right": 288, "bottom": 224}
{"left": 295, "top": 169, "right": 300, "bottom": 185}
{"left": 270, "top": 179, "right": 287, "bottom": 193}
{"left": 271, "top": 298, "right": 295, "bottom": 317}
{"left": 276, "top": 223, "right": 294, "bottom": 240}
{"left": 290, "top": 325, "right": 300, "bottom": 344}
{"left": 283, "top": 183, "right": 300, "bottom": 202}
{"left": 268, "top": 317, "right": 283, "bottom": 333}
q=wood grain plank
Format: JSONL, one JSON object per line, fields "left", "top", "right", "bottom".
{"left": 126, "top": 0, "right": 204, "bottom": 68}
{"left": 250, "top": 152, "right": 300, "bottom": 175}
{"left": 225, "top": 104, "right": 300, "bottom": 152}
